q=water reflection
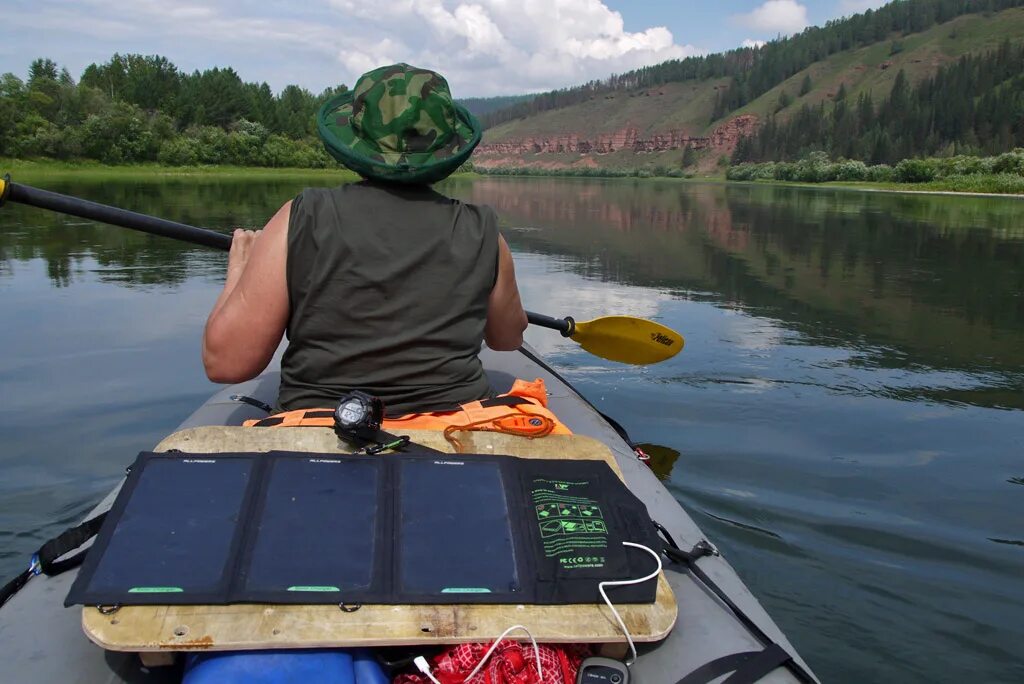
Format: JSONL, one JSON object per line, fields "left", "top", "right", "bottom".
{"left": 3, "top": 177, "right": 1022, "bottom": 412}
{"left": 446, "top": 177, "right": 1024, "bottom": 409}
{"left": 0, "top": 178, "right": 312, "bottom": 288}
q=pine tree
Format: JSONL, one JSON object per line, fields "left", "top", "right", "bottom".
{"left": 799, "top": 74, "right": 813, "bottom": 96}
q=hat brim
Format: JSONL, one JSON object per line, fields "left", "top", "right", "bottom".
{"left": 317, "top": 90, "right": 481, "bottom": 184}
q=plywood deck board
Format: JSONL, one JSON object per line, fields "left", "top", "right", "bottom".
{"left": 82, "top": 427, "right": 676, "bottom": 652}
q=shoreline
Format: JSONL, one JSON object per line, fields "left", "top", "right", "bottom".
{"left": 0, "top": 159, "right": 361, "bottom": 182}
{"left": 4, "top": 160, "right": 1024, "bottom": 199}
{"left": 724, "top": 178, "right": 1024, "bottom": 199}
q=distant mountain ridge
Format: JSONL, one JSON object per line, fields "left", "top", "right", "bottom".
{"left": 458, "top": 94, "right": 535, "bottom": 118}
{"left": 474, "top": 0, "right": 1024, "bottom": 172}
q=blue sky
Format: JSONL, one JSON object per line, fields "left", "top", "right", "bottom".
{"left": 0, "top": 0, "right": 887, "bottom": 97}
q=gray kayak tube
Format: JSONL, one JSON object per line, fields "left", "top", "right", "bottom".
{"left": 0, "top": 345, "right": 819, "bottom": 684}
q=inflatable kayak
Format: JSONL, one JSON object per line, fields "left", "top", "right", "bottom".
{"left": 0, "top": 343, "right": 817, "bottom": 683}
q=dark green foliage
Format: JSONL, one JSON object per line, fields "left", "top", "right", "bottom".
{"left": 894, "top": 158, "right": 938, "bottom": 182}
{"left": 1, "top": 54, "right": 349, "bottom": 167}
{"left": 81, "top": 54, "right": 179, "bottom": 111}
{"left": 727, "top": 149, "right": 1024, "bottom": 185}
{"left": 481, "top": 0, "right": 1024, "bottom": 128}
{"left": 681, "top": 144, "right": 698, "bottom": 167}
{"left": 737, "top": 40, "right": 1024, "bottom": 165}
{"left": 776, "top": 90, "right": 793, "bottom": 112}
{"left": 799, "top": 74, "right": 813, "bottom": 96}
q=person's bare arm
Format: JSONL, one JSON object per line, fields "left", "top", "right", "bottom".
{"left": 485, "top": 234, "right": 528, "bottom": 351}
{"left": 202, "top": 201, "right": 291, "bottom": 383}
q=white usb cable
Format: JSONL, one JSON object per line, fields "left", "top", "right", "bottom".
{"left": 598, "top": 542, "right": 663, "bottom": 666}
{"left": 414, "top": 542, "right": 660, "bottom": 681}
{"left": 414, "top": 655, "right": 443, "bottom": 684}
{"left": 412, "top": 624, "right": 542, "bottom": 683}
{"left": 463, "top": 624, "right": 542, "bottom": 682}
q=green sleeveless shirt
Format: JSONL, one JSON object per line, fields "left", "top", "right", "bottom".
{"left": 278, "top": 182, "right": 498, "bottom": 416}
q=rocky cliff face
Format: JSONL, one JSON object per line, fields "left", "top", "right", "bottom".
{"left": 475, "top": 115, "right": 759, "bottom": 162}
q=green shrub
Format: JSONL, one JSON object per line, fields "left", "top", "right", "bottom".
{"left": 187, "top": 126, "right": 230, "bottom": 165}
{"left": 991, "top": 149, "right": 1024, "bottom": 175}
{"left": 867, "top": 164, "right": 894, "bottom": 182}
{"left": 793, "top": 151, "right": 836, "bottom": 182}
{"left": 833, "top": 159, "right": 868, "bottom": 181}
{"left": 934, "top": 154, "right": 992, "bottom": 177}
{"left": 893, "top": 158, "right": 937, "bottom": 183}
{"left": 752, "top": 162, "right": 776, "bottom": 180}
{"left": 773, "top": 162, "right": 797, "bottom": 181}
{"left": 157, "top": 137, "right": 200, "bottom": 166}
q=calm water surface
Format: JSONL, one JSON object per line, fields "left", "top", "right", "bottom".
{"left": 0, "top": 176, "right": 1022, "bottom": 683}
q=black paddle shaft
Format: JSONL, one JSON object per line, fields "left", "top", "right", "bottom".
{"left": 1, "top": 178, "right": 567, "bottom": 330}
{"left": 1, "top": 179, "right": 232, "bottom": 251}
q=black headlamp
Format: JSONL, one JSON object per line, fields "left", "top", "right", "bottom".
{"left": 333, "top": 391, "right": 385, "bottom": 444}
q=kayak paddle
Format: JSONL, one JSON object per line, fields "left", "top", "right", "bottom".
{"left": 0, "top": 176, "right": 684, "bottom": 365}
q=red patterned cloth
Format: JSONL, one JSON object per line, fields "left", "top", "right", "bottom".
{"left": 393, "top": 642, "right": 590, "bottom": 684}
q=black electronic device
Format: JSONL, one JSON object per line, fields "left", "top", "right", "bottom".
{"left": 576, "top": 657, "right": 630, "bottom": 684}
{"left": 333, "top": 391, "right": 385, "bottom": 443}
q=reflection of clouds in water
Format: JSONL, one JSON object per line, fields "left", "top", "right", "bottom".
{"left": 723, "top": 488, "right": 757, "bottom": 499}
{"left": 512, "top": 252, "right": 671, "bottom": 360}
{"left": 718, "top": 308, "right": 788, "bottom": 352}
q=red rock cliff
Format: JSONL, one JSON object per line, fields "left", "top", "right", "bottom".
{"left": 475, "top": 115, "right": 760, "bottom": 158}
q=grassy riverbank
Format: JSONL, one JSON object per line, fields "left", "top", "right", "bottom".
{"left": 725, "top": 175, "right": 1024, "bottom": 197}
{"left": 4, "top": 159, "right": 1024, "bottom": 198}
{"left": 1, "top": 159, "right": 361, "bottom": 184}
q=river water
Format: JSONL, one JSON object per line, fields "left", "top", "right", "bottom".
{"left": 0, "top": 176, "right": 1021, "bottom": 683}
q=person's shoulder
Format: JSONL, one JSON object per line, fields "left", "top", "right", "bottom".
{"left": 462, "top": 201, "right": 499, "bottom": 228}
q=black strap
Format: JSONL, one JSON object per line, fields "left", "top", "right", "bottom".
{"left": 656, "top": 522, "right": 817, "bottom": 684}
{"left": 478, "top": 396, "right": 531, "bottom": 408}
{"left": 0, "top": 511, "right": 107, "bottom": 610}
{"left": 0, "top": 570, "right": 31, "bottom": 609}
{"left": 676, "top": 644, "right": 793, "bottom": 684}
{"left": 230, "top": 394, "right": 274, "bottom": 414}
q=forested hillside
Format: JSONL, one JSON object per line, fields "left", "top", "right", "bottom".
{"left": 478, "top": 0, "right": 1024, "bottom": 174}
{"left": 734, "top": 41, "right": 1024, "bottom": 163}
{"left": 482, "top": 0, "right": 1024, "bottom": 128}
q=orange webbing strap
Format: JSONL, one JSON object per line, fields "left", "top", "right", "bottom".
{"left": 243, "top": 378, "right": 572, "bottom": 436}
{"left": 443, "top": 412, "right": 556, "bottom": 453}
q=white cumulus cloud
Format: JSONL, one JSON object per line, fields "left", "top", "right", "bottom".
{"left": 733, "top": 0, "right": 809, "bottom": 36}
{"left": 3, "top": 0, "right": 701, "bottom": 97}
{"left": 742, "top": 39, "right": 767, "bottom": 49}
{"left": 325, "top": 0, "right": 700, "bottom": 95}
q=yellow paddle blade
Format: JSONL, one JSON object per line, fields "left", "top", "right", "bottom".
{"left": 570, "top": 316, "right": 684, "bottom": 365}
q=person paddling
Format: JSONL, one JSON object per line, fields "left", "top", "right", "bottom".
{"left": 202, "top": 63, "right": 528, "bottom": 416}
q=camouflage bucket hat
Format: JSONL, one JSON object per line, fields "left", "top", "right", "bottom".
{"left": 317, "top": 63, "right": 481, "bottom": 184}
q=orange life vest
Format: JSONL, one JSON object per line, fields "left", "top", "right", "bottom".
{"left": 243, "top": 378, "right": 572, "bottom": 438}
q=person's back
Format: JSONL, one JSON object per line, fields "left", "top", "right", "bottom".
{"left": 201, "top": 63, "right": 527, "bottom": 410}
{"left": 280, "top": 182, "right": 498, "bottom": 416}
